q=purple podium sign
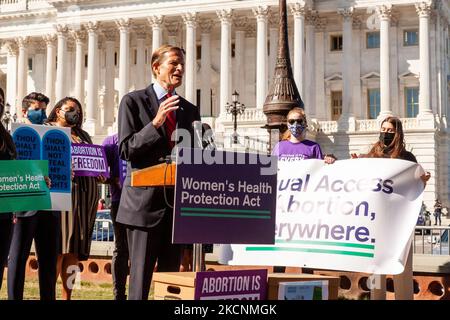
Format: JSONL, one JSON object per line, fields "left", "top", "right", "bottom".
{"left": 194, "top": 269, "right": 268, "bottom": 300}
{"left": 71, "top": 143, "right": 110, "bottom": 178}
{"left": 173, "top": 148, "right": 277, "bottom": 244}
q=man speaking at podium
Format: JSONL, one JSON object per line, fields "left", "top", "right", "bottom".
{"left": 117, "top": 45, "right": 200, "bottom": 300}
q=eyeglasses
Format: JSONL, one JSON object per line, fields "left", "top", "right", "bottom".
{"left": 287, "top": 119, "right": 306, "bottom": 126}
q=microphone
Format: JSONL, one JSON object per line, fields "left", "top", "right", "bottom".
{"left": 192, "top": 121, "right": 203, "bottom": 149}
{"left": 202, "top": 123, "right": 216, "bottom": 150}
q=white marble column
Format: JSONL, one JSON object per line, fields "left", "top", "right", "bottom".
{"left": 135, "top": 28, "right": 147, "bottom": 90}
{"left": 5, "top": 42, "right": 18, "bottom": 113}
{"left": 85, "top": 21, "right": 100, "bottom": 135}
{"left": 377, "top": 4, "right": 393, "bottom": 119}
{"left": 390, "top": 17, "right": 400, "bottom": 117}
{"left": 217, "top": 9, "right": 232, "bottom": 116}
{"left": 33, "top": 42, "right": 46, "bottom": 94}
{"left": 199, "top": 19, "right": 213, "bottom": 116}
{"left": 182, "top": 12, "right": 198, "bottom": 104}
{"left": 416, "top": 2, "right": 433, "bottom": 117}
{"left": 148, "top": 15, "right": 164, "bottom": 84}
{"left": 116, "top": 18, "right": 131, "bottom": 103}
{"left": 103, "top": 29, "right": 116, "bottom": 128}
{"left": 338, "top": 7, "right": 354, "bottom": 120}
{"left": 269, "top": 14, "right": 279, "bottom": 84}
{"left": 44, "top": 35, "right": 56, "bottom": 107}
{"left": 253, "top": 5, "right": 269, "bottom": 109}
{"left": 305, "top": 11, "right": 317, "bottom": 117}
{"left": 16, "top": 36, "right": 28, "bottom": 117}
{"left": 244, "top": 24, "right": 257, "bottom": 109}
{"left": 351, "top": 17, "right": 362, "bottom": 119}
{"left": 315, "top": 19, "right": 327, "bottom": 120}
{"left": 66, "top": 40, "right": 75, "bottom": 97}
{"left": 71, "top": 29, "right": 86, "bottom": 106}
{"left": 55, "top": 25, "right": 68, "bottom": 103}
{"left": 165, "top": 21, "right": 180, "bottom": 46}
{"left": 234, "top": 16, "right": 247, "bottom": 109}
{"left": 291, "top": 3, "right": 306, "bottom": 98}
{"left": 148, "top": 15, "right": 164, "bottom": 53}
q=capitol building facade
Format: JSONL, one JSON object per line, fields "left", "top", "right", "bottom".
{"left": 0, "top": 0, "right": 449, "bottom": 209}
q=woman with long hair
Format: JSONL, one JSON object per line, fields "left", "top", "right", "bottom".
{"left": 0, "top": 90, "right": 16, "bottom": 291}
{"left": 354, "top": 116, "right": 430, "bottom": 300}
{"left": 46, "top": 97, "right": 99, "bottom": 300}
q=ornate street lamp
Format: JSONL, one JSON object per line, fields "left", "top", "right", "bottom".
{"left": 263, "top": 0, "right": 304, "bottom": 152}
{"left": 226, "top": 90, "right": 246, "bottom": 144}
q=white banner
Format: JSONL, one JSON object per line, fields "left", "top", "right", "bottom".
{"left": 227, "top": 158, "right": 425, "bottom": 275}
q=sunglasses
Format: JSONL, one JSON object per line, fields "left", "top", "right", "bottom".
{"left": 287, "top": 119, "right": 306, "bottom": 126}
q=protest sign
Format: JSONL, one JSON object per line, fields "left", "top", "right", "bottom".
{"left": 12, "top": 123, "right": 71, "bottom": 211}
{"left": 0, "top": 160, "right": 51, "bottom": 213}
{"left": 228, "top": 158, "right": 425, "bottom": 275}
{"left": 71, "top": 143, "right": 109, "bottom": 178}
{"left": 173, "top": 148, "right": 277, "bottom": 244}
{"left": 194, "top": 269, "right": 268, "bottom": 300}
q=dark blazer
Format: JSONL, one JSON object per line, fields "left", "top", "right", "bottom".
{"left": 117, "top": 84, "right": 200, "bottom": 228}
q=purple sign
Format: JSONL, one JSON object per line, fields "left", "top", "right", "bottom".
{"left": 119, "top": 159, "right": 127, "bottom": 187}
{"left": 173, "top": 148, "right": 277, "bottom": 244}
{"left": 194, "top": 269, "right": 268, "bottom": 300}
{"left": 71, "top": 143, "right": 109, "bottom": 178}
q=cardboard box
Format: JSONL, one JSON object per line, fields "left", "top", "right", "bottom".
{"left": 153, "top": 270, "right": 268, "bottom": 300}
{"left": 153, "top": 272, "right": 197, "bottom": 300}
{"left": 267, "top": 273, "right": 340, "bottom": 300}
{"left": 278, "top": 280, "right": 329, "bottom": 300}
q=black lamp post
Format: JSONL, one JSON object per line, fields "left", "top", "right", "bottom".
{"left": 226, "top": 90, "right": 245, "bottom": 144}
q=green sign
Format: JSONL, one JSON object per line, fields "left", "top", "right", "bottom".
{"left": 0, "top": 160, "right": 51, "bottom": 213}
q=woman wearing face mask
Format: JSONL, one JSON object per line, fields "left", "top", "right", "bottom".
{"left": 272, "top": 107, "right": 335, "bottom": 164}
{"left": 46, "top": 97, "right": 100, "bottom": 300}
{"left": 0, "top": 91, "right": 16, "bottom": 292}
{"left": 272, "top": 107, "right": 335, "bottom": 274}
{"left": 353, "top": 116, "right": 430, "bottom": 300}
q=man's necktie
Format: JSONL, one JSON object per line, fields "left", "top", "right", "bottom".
{"left": 164, "top": 92, "right": 177, "bottom": 149}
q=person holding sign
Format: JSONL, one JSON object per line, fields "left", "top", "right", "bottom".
{"left": 0, "top": 93, "right": 16, "bottom": 291}
{"left": 101, "top": 132, "right": 129, "bottom": 300}
{"left": 46, "top": 97, "right": 100, "bottom": 300}
{"left": 118, "top": 45, "right": 200, "bottom": 300}
{"left": 7, "top": 92, "right": 60, "bottom": 300}
{"left": 272, "top": 107, "right": 336, "bottom": 274}
{"left": 353, "top": 116, "right": 430, "bottom": 300}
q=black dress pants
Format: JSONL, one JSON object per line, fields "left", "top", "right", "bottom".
{"left": 7, "top": 211, "right": 60, "bottom": 300}
{"left": 0, "top": 214, "right": 13, "bottom": 291}
{"left": 126, "top": 208, "right": 181, "bottom": 300}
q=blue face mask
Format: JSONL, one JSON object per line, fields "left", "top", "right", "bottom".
{"left": 41, "top": 109, "right": 47, "bottom": 121}
{"left": 27, "top": 109, "right": 45, "bottom": 125}
{"left": 287, "top": 123, "right": 306, "bottom": 138}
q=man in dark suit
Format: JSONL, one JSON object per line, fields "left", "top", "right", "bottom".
{"left": 117, "top": 45, "right": 200, "bottom": 300}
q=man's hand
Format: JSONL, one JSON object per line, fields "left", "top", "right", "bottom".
{"left": 152, "top": 95, "right": 179, "bottom": 129}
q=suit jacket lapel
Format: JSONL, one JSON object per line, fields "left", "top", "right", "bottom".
{"left": 146, "top": 84, "right": 168, "bottom": 138}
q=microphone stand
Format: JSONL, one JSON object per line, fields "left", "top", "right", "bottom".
{"left": 192, "top": 121, "right": 204, "bottom": 272}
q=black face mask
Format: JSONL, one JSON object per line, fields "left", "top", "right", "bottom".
{"left": 379, "top": 132, "right": 395, "bottom": 146}
{"left": 63, "top": 110, "right": 80, "bottom": 126}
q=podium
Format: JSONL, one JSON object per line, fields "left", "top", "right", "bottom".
{"left": 131, "top": 162, "right": 203, "bottom": 271}
{"left": 131, "top": 162, "right": 176, "bottom": 187}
